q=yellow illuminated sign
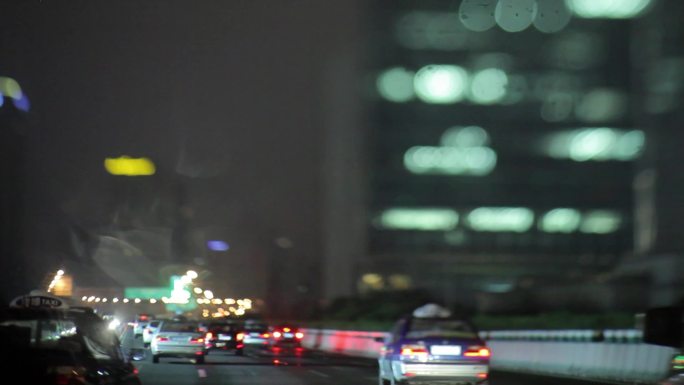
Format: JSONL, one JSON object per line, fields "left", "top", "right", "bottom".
{"left": 104, "top": 156, "right": 156, "bottom": 176}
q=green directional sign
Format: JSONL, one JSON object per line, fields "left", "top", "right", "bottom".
{"left": 124, "top": 287, "right": 170, "bottom": 299}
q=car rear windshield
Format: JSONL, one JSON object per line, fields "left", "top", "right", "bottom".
{"left": 161, "top": 322, "right": 199, "bottom": 333}
{"left": 149, "top": 321, "right": 160, "bottom": 328}
{"left": 406, "top": 319, "right": 477, "bottom": 339}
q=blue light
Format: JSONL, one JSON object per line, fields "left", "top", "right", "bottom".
{"left": 207, "top": 240, "right": 229, "bottom": 251}
{"left": 13, "top": 94, "right": 30, "bottom": 112}
{"left": 0, "top": 93, "right": 4, "bottom": 108}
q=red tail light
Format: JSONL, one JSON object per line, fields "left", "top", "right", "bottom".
{"left": 273, "top": 331, "right": 282, "bottom": 339}
{"left": 206, "top": 332, "right": 213, "bottom": 340}
{"left": 190, "top": 337, "right": 205, "bottom": 343}
{"left": 156, "top": 336, "right": 169, "bottom": 342}
{"left": 477, "top": 373, "right": 488, "bottom": 379}
{"left": 464, "top": 347, "right": 490, "bottom": 357}
{"left": 236, "top": 332, "right": 244, "bottom": 341}
{"left": 295, "top": 332, "right": 304, "bottom": 339}
{"left": 400, "top": 344, "right": 428, "bottom": 357}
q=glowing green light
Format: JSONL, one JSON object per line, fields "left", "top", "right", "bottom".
{"left": 565, "top": 0, "right": 652, "bottom": 19}
{"left": 613, "top": 130, "right": 645, "bottom": 161}
{"left": 469, "top": 68, "right": 508, "bottom": 104}
{"left": 575, "top": 88, "right": 627, "bottom": 123}
{"left": 0, "top": 77, "right": 23, "bottom": 100}
{"left": 495, "top": 0, "right": 537, "bottom": 33}
{"left": 540, "top": 208, "right": 582, "bottom": 233}
{"left": 467, "top": 207, "right": 534, "bottom": 232}
{"left": 441, "top": 126, "right": 489, "bottom": 147}
{"left": 414, "top": 65, "right": 468, "bottom": 104}
{"left": 546, "top": 128, "right": 645, "bottom": 162}
{"left": 379, "top": 208, "right": 459, "bottom": 231}
{"left": 580, "top": 210, "right": 621, "bottom": 234}
{"left": 377, "top": 67, "right": 415, "bottom": 103}
{"left": 404, "top": 146, "right": 496, "bottom": 175}
{"left": 570, "top": 128, "right": 618, "bottom": 161}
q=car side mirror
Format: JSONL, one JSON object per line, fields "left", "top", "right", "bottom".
{"left": 374, "top": 337, "right": 385, "bottom": 343}
{"left": 643, "top": 306, "right": 684, "bottom": 348}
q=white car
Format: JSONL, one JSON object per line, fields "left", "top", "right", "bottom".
{"left": 142, "top": 320, "right": 162, "bottom": 346}
{"left": 151, "top": 321, "right": 206, "bottom": 364}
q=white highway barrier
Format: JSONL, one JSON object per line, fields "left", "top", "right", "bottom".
{"left": 301, "top": 328, "right": 677, "bottom": 384}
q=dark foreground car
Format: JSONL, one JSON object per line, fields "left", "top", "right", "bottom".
{"left": 0, "top": 292, "right": 141, "bottom": 385}
{"left": 378, "top": 315, "right": 489, "bottom": 385}
{"left": 204, "top": 321, "right": 244, "bottom": 355}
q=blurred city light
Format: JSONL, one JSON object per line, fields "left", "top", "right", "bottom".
{"left": 207, "top": 240, "right": 230, "bottom": 251}
{"left": 546, "top": 128, "right": 645, "bottom": 161}
{"left": 193, "top": 287, "right": 203, "bottom": 294}
{"left": 495, "top": 0, "right": 537, "bottom": 32}
{"left": 112, "top": 297, "right": 119, "bottom": 303}
{"left": 414, "top": 65, "right": 468, "bottom": 103}
{"left": 376, "top": 67, "right": 415, "bottom": 102}
{"left": 150, "top": 299, "right": 157, "bottom": 304}
{"left": 134, "top": 298, "right": 141, "bottom": 303}
{"left": 565, "top": 0, "right": 652, "bottom": 19}
{"left": 469, "top": 68, "right": 509, "bottom": 104}
{"left": 361, "top": 273, "right": 384, "bottom": 290}
{"left": 441, "top": 126, "right": 490, "bottom": 147}
{"left": 186, "top": 270, "right": 198, "bottom": 279}
{"left": 580, "top": 210, "right": 622, "bottom": 234}
{"left": 395, "top": 11, "right": 468, "bottom": 51}
{"left": 379, "top": 208, "right": 459, "bottom": 231}
{"left": 467, "top": 207, "right": 534, "bottom": 232}
{"left": 540, "top": 208, "right": 582, "bottom": 233}
{"left": 575, "top": 88, "right": 628, "bottom": 123}
{"left": 389, "top": 274, "right": 412, "bottom": 290}
{"left": 459, "top": 0, "right": 497, "bottom": 32}
{"left": 123, "top": 298, "right": 129, "bottom": 303}
{"left": 533, "top": 0, "right": 572, "bottom": 33}
{"left": 104, "top": 156, "right": 156, "bottom": 176}
{"left": 0, "top": 77, "right": 23, "bottom": 99}
{"left": 81, "top": 296, "right": 87, "bottom": 301}
{"left": 204, "top": 290, "right": 214, "bottom": 299}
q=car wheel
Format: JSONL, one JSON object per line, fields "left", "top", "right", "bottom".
{"left": 235, "top": 349, "right": 244, "bottom": 356}
{"left": 195, "top": 356, "right": 205, "bottom": 364}
{"left": 152, "top": 355, "right": 159, "bottom": 363}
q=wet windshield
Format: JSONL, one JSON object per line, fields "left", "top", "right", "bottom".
{"left": 1, "top": 0, "right": 683, "bottom": 384}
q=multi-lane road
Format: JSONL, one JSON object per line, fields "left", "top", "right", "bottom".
{"left": 120, "top": 327, "right": 613, "bottom": 385}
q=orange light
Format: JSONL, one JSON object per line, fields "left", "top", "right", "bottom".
{"left": 236, "top": 332, "right": 244, "bottom": 341}
{"left": 400, "top": 345, "right": 428, "bottom": 356}
{"left": 283, "top": 328, "right": 291, "bottom": 332}
{"left": 191, "top": 337, "right": 204, "bottom": 343}
{"left": 295, "top": 332, "right": 304, "bottom": 339}
{"left": 273, "top": 331, "right": 282, "bottom": 338}
{"left": 477, "top": 373, "right": 488, "bottom": 379}
{"left": 262, "top": 333, "right": 271, "bottom": 338}
{"left": 464, "top": 347, "right": 490, "bottom": 357}
{"left": 206, "top": 332, "right": 213, "bottom": 340}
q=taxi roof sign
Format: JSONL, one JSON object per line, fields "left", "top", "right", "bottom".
{"left": 10, "top": 291, "right": 69, "bottom": 309}
{"left": 413, "top": 303, "right": 451, "bottom": 318}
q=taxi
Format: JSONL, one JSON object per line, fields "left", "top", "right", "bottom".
{"left": 377, "top": 304, "right": 490, "bottom": 385}
{"left": 0, "top": 290, "right": 142, "bottom": 385}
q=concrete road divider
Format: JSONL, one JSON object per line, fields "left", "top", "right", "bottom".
{"left": 302, "top": 328, "right": 677, "bottom": 384}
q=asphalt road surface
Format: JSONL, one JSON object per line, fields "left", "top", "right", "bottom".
{"left": 119, "top": 327, "right": 615, "bottom": 385}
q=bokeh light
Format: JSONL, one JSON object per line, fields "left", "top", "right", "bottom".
{"left": 565, "top": 0, "right": 652, "bottom": 19}
{"left": 469, "top": 68, "right": 509, "bottom": 104}
{"left": 534, "top": 0, "right": 572, "bottom": 33}
{"left": 459, "top": 0, "right": 497, "bottom": 32}
{"left": 467, "top": 207, "right": 535, "bottom": 232}
{"left": 376, "top": 67, "right": 415, "bottom": 102}
{"left": 495, "top": 0, "right": 537, "bottom": 32}
{"left": 379, "top": 208, "right": 459, "bottom": 231}
{"left": 414, "top": 65, "right": 468, "bottom": 104}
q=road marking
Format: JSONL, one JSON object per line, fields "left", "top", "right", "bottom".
{"left": 197, "top": 369, "right": 207, "bottom": 378}
{"left": 308, "top": 369, "right": 330, "bottom": 378}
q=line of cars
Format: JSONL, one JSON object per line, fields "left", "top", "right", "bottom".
{"left": 132, "top": 315, "right": 305, "bottom": 364}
